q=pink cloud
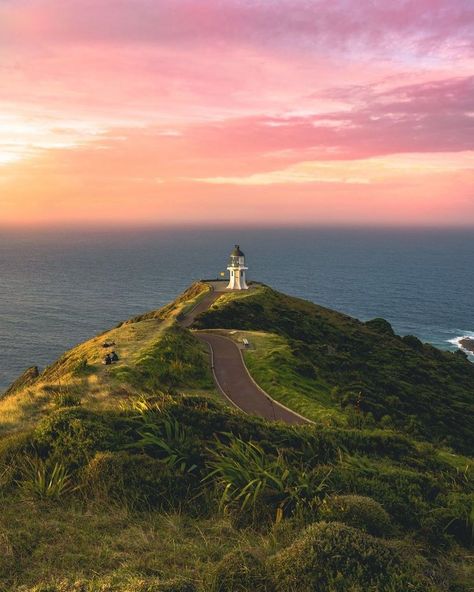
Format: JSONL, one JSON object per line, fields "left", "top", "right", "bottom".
{"left": 2, "top": 0, "right": 473, "bottom": 60}
{"left": 0, "top": 0, "right": 472, "bottom": 226}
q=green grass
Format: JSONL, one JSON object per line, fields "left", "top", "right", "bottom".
{"left": 0, "top": 282, "right": 220, "bottom": 435}
{"left": 0, "top": 500, "right": 268, "bottom": 591}
{"left": 233, "top": 330, "right": 345, "bottom": 425}
{"left": 0, "top": 394, "right": 472, "bottom": 591}
{"left": 194, "top": 285, "right": 474, "bottom": 454}
{"left": 1, "top": 281, "right": 473, "bottom": 591}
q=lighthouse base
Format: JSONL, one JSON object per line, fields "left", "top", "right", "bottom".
{"left": 227, "top": 269, "right": 248, "bottom": 290}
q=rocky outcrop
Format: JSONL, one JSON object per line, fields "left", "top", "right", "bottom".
{"left": 2, "top": 365, "right": 40, "bottom": 398}
{"left": 459, "top": 337, "right": 474, "bottom": 354}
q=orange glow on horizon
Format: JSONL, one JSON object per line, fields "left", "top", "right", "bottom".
{"left": 0, "top": 0, "right": 473, "bottom": 227}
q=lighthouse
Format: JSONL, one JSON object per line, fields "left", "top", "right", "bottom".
{"left": 227, "top": 245, "right": 248, "bottom": 290}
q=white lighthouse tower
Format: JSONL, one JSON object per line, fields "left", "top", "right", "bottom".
{"left": 227, "top": 245, "right": 248, "bottom": 290}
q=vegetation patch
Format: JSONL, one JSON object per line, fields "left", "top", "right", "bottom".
{"left": 194, "top": 285, "right": 474, "bottom": 454}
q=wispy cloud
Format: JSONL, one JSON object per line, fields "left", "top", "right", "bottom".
{"left": 0, "top": 0, "right": 473, "bottom": 225}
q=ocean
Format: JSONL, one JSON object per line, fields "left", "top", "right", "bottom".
{"left": 0, "top": 226, "right": 473, "bottom": 392}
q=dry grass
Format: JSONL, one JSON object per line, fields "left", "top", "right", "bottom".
{"left": 0, "top": 283, "right": 219, "bottom": 435}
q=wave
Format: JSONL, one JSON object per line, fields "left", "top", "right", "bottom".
{"left": 447, "top": 332, "right": 474, "bottom": 354}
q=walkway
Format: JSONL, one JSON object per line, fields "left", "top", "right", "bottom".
{"left": 198, "top": 332, "right": 309, "bottom": 425}
{"left": 178, "top": 281, "right": 310, "bottom": 425}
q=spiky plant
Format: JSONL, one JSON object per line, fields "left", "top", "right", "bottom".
{"left": 130, "top": 414, "right": 198, "bottom": 474}
{"left": 205, "top": 436, "right": 330, "bottom": 521}
{"left": 20, "top": 457, "right": 76, "bottom": 500}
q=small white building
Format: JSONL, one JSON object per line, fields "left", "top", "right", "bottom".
{"left": 227, "top": 245, "right": 248, "bottom": 290}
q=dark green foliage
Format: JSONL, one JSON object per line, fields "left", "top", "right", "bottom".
{"left": 209, "top": 549, "right": 273, "bottom": 592}
{"left": 194, "top": 286, "right": 474, "bottom": 454}
{"left": 82, "top": 451, "right": 194, "bottom": 509}
{"left": 365, "top": 318, "right": 395, "bottom": 336}
{"left": 130, "top": 413, "right": 201, "bottom": 475}
{"left": 20, "top": 458, "right": 75, "bottom": 500}
{"left": 270, "top": 521, "right": 431, "bottom": 592}
{"left": 32, "top": 408, "right": 122, "bottom": 468}
{"left": 402, "top": 334, "right": 424, "bottom": 350}
{"left": 324, "top": 459, "right": 443, "bottom": 529}
{"left": 205, "top": 436, "right": 329, "bottom": 524}
{"left": 319, "top": 494, "right": 392, "bottom": 536}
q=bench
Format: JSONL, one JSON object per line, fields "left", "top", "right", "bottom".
{"left": 242, "top": 338, "right": 250, "bottom": 348}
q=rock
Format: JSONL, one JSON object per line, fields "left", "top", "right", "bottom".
{"left": 459, "top": 337, "right": 474, "bottom": 354}
{"left": 2, "top": 366, "right": 40, "bottom": 398}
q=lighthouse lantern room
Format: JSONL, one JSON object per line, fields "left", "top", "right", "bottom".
{"left": 227, "top": 245, "right": 248, "bottom": 290}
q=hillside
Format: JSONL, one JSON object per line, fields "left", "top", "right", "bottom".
{"left": 194, "top": 284, "right": 474, "bottom": 455}
{"left": 0, "top": 282, "right": 472, "bottom": 592}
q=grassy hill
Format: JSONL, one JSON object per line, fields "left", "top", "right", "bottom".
{"left": 0, "top": 282, "right": 472, "bottom": 591}
{"left": 194, "top": 284, "right": 474, "bottom": 455}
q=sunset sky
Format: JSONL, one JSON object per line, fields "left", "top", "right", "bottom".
{"left": 1, "top": 0, "right": 473, "bottom": 227}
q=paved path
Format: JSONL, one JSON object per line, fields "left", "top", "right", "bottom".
{"left": 198, "top": 332, "right": 309, "bottom": 425}
{"left": 179, "top": 291, "right": 222, "bottom": 328}
{"left": 178, "top": 281, "right": 310, "bottom": 425}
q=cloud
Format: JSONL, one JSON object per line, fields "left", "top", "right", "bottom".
{"left": 195, "top": 153, "right": 474, "bottom": 186}
{"left": 1, "top": 0, "right": 473, "bottom": 60}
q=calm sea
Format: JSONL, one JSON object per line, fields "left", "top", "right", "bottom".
{"left": 1, "top": 226, "right": 473, "bottom": 391}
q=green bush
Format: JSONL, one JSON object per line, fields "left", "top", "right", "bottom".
{"left": 0, "top": 431, "right": 33, "bottom": 491}
{"left": 130, "top": 414, "right": 201, "bottom": 475}
{"left": 270, "top": 521, "right": 429, "bottom": 591}
{"left": 319, "top": 494, "right": 392, "bottom": 536}
{"left": 0, "top": 431, "right": 33, "bottom": 463}
{"left": 208, "top": 548, "right": 273, "bottom": 592}
{"left": 365, "top": 318, "right": 395, "bottom": 336}
{"left": 325, "top": 462, "right": 436, "bottom": 529}
{"left": 33, "top": 408, "right": 120, "bottom": 468}
{"left": 81, "top": 451, "right": 194, "bottom": 509}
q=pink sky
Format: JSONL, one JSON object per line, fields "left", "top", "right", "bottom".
{"left": 0, "top": 0, "right": 473, "bottom": 226}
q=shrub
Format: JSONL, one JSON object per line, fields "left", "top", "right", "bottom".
{"left": 365, "top": 318, "right": 395, "bottom": 336}
{"left": 208, "top": 548, "right": 273, "bottom": 592}
{"left": 33, "top": 408, "right": 119, "bottom": 468}
{"left": 402, "top": 335, "right": 424, "bottom": 351}
{"left": 81, "top": 451, "right": 194, "bottom": 509}
{"left": 270, "top": 521, "right": 429, "bottom": 591}
{"left": 325, "top": 462, "right": 437, "bottom": 529}
{"left": 0, "top": 431, "right": 34, "bottom": 491}
{"left": 130, "top": 414, "right": 201, "bottom": 475}
{"left": 319, "top": 494, "right": 392, "bottom": 536}
{"left": 205, "top": 436, "right": 329, "bottom": 524}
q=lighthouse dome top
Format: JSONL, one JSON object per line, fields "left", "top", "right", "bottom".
{"left": 231, "top": 245, "right": 245, "bottom": 257}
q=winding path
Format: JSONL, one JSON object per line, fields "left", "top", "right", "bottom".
{"left": 198, "top": 332, "right": 309, "bottom": 425}
{"left": 179, "top": 281, "right": 310, "bottom": 425}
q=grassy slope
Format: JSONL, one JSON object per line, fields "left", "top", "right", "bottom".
{"left": 194, "top": 284, "right": 474, "bottom": 455}
{"left": 211, "top": 329, "right": 343, "bottom": 424}
{"left": 0, "top": 282, "right": 217, "bottom": 435}
{"left": 0, "top": 282, "right": 473, "bottom": 591}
